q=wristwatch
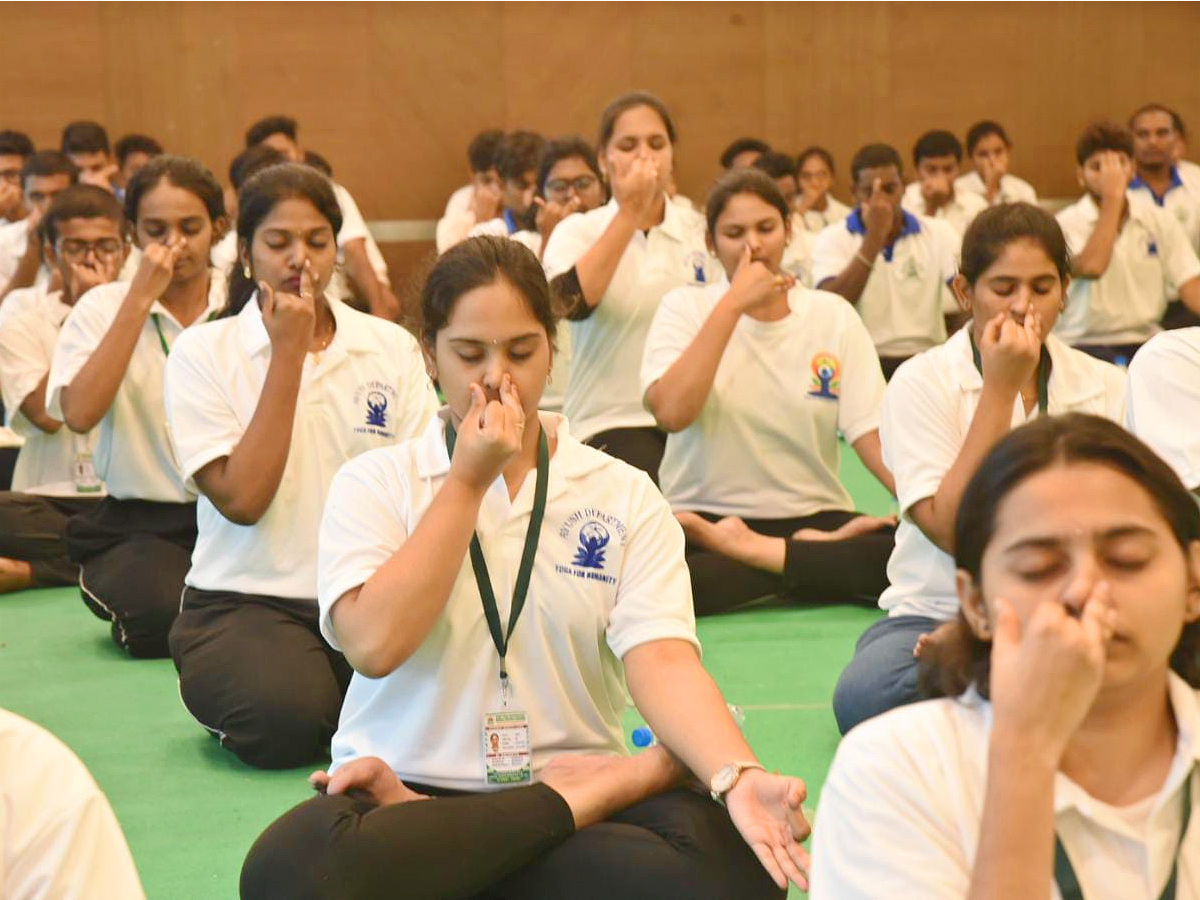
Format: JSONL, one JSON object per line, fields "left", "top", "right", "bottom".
{"left": 710, "top": 761, "right": 766, "bottom": 804}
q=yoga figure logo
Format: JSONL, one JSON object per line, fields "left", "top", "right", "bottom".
{"left": 365, "top": 391, "right": 389, "bottom": 427}
{"left": 807, "top": 352, "right": 841, "bottom": 400}
{"left": 573, "top": 521, "right": 611, "bottom": 569}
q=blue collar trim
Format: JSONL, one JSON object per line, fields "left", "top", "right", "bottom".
{"left": 503, "top": 208, "right": 519, "bottom": 234}
{"left": 845, "top": 209, "right": 922, "bottom": 262}
{"left": 1130, "top": 166, "right": 1184, "bottom": 206}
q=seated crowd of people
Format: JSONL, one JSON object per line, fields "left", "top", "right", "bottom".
{"left": 1, "top": 92, "right": 1199, "bottom": 899}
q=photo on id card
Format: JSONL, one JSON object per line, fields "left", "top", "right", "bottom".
{"left": 483, "top": 710, "right": 532, "bottom": 785}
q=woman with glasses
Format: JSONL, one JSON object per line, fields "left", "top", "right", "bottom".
{"left": 46, "top": 155, "right": 229, "bottom": 658}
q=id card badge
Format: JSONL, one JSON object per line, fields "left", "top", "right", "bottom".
{"left": 483, "top": 710, "right": 532, "bottom": 785}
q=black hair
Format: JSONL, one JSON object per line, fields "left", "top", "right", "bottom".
{"left": 224, "top": 163, "right": 343, "bottom": 317}
{"left": 535, "top": 137, "right": 602, "bottom": 196}
{"left": 417, "top": 234, "right": 558, "bottom": 348}
{"left": 61, "top": 120, "right": 110, "bottom": 156}
{"left": 0, "top": 130, "right": 34, "bottom": 159}
{"left": 913, "top": 129, "right": 963, "bottom": 166}
{"left": 228, "top": 145, "right": 286, "bottom": 191}
{"left": 922, "top": 413, "right": 1200, "bottom": 699}
{"left": 497, "top": 132, "right": 546, "bottom": 183}
{"left": 966, "top": 121, "right": 1011, "bottom": 156}
{"left": 597, "top": 91, "right": 677, "bottom": 149}
{"left": 959, "top": 202, "right": 1069, "bottom": 285}
{"left": 1076, "top": 121, "right": 1134, "bottom": 166}
{"left": 245, "top": 115, "right": 298, "bottom": 149}
{"left": 22, "top": 150, "right": 78, "bottom": 186}
{"left": 719, "top": 137, "right": 771, "bottom": 168}
{"left": 795, "top": 146, "right": 835, "bottom": 175}
{"left": 124, "top": 154, "right": 224, "bottom": 228}
{"left": 850, "top": 143, "right": 903, "bottom": 185}
{"left": 468, "top": 129, "right": 506, "bottom": 173}
{"left": 303, "top": 149, "right": 334, "bottom": 178}
{"left": 1129, "top": 103, "right": 1188, "bottom": 140}
{"left": 114, "top": 134, "right": 163, "bottom": 166}
{"left": 752, "top": 151, "right": 797, "bottom": 181}
{"left": 704, "top": 169, "right": 791, "bottom": 239}
{"left": 40, "top": 184, "right": 125, "bottom": 245}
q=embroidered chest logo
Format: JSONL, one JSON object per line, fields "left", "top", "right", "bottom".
{"left": 901, "top": 257, "right": 922, "bottom": 279}
{"left": 807, "top": 352, "right": 841, "bottom": 400}
{"left": 555, "top": 509, "right": 628, "bottom": 586}
{"left": 353, "top": 381, "right": 398, "bottom": 438}
{"left": 687, "top": 251, "right": 708, "bottom": 285}
{"left": 1146, "top": 238, "right": 1159, "bottom": 257}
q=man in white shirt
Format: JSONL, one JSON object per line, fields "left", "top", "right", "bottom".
{"left": 243, "top": 115, "right": 399, "bottom": 320}
{"left": 719, "top": 137, "right": 771, "bottom": 171}
{"left": 436, "top": 129, "right": 505, "bottom": 253}
{"left": 1127, "top": 327, "right": 1200, "bottom": 496}
{"left": 0, "top": 130, "right": 33, "bottom": 224}
{"left": 0, "top": 150, "right": 77, "bottom": 303}
{"left": 813, "top": 142, "right": 960, "bottom": 379}
{"left": 61, "top": 121, "right": 119, "bottom": 193}
{"left": 212, "top": 144, "right": 288, "bottom": 278}
{"left": 0, "top": 185, "right": 121, "bottom": 594}
{"left": 1055, "top": 121, "right": 1200, "bottom": 364}
{"left": 901, "top": 129, "right": 988, "bottom": 239}
{"left": 955, "top": 120, "right": 1038, "bottom": 207}
{"left": 466, "top": 131, "right": 545, "bottom": 242}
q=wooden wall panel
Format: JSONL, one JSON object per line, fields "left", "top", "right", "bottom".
{"left": 3, "top": 1, "right": 1198, "bottom": 238}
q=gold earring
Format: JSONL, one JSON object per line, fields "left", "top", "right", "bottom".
{"left": 243, "top": 265, "right": 252, "bottom": 279}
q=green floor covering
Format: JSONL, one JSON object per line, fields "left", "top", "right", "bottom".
{"left": 0, "top": 444, "right": 891, "bottom": 899}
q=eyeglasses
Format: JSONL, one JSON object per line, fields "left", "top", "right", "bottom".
{"left": 0, "top": 169, "right": 20, "bottom": 185}
{"left": 545, "top": 174, "right": 598, "bottom": 197}
{"left": 58, "top": 238, "right": 124, "bottom": 260}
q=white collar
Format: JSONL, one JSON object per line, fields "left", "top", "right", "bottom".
{"left": 237, "top": 291, "right": 373, "bottom": 359}
{"left": 602, "top": 195, "right": 691, "bottom": 243}
{"left": 148, "top": 269, "right": 227, "bottom": 328}
{"left": 945, "top": 326, "right": 1106, "bottom": 407}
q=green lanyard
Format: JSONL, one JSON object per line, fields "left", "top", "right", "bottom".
{"left": 969, "top": 334, "right": 1051, "bottom": 415}
{"left": 1054, "top": 772, "right": 1192, "bottom": 900}
{"left": 150, "top": 310, "right": 218, "bottom": 357}
{"left": 444, "top": 420, "right": 550, "bottom": 706}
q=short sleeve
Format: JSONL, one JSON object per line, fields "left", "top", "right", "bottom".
{"left": 542, "top": 212, "right": 597, "bottom": 281}
{"left": 639, "top": 286, "right": 705, "bottom": 397}
{"left": 0, "top": 311, "right": 51, "bottom": 416}
{"left": 811, "top": 222, "right": 854, "bottom": 287}
{"left": 1152, "top": 209, "right": 1200, "bottom": 296}
{"left": 881, "top": 355, "right": 963, "bottom": 515}
{"left": 45, "top": 288, "right": 114, "bottom": 420}
{"left": 391, "top": 331, "right": 439, "bottom": 442}
{"left": 832, "top": 301, "right": 886, "bottom": 443}
{"left": 1057, "top": 206, "right": 1088, "bottom": 259}
{"left": 930, "top": 219, "right": 961, "bottom": 282}
{"left": 317, "top": 453, "right": 412, "bottom": 649}
{"left": 1128, "top": 332, "right": 1200, "bottom": 490}
{"left": 163, "top": 330, "right": 243, "bottom": 490}
{"left": 334, "top": 183, "right": 370, "bottom": 245}
{"left": 606, "top": 475, "right": 700, "bottom": 659}
{"left": 467, "top": 218, "right": 508, "bottom": 239}
{"left": 436, "top": 208, "right": 476, "bottom": 254}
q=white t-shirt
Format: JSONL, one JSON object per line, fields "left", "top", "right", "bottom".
{"left": 0, "top": 218, "right": 50, "bottom": 293}
{"left": 165, "top": 296, "right": 436, "bottom": 600}
{"left": 954, "top": 170, "right": 1039, "bottom": 206}
{"left": 879, "top": 328, "right": 1127, "bottom": 621}
{"left": 641, "top": 279, "right": 884, "bottom": 518}
{"left": 800, "top": 196, "right": 852, "bottom": 235}
{"left": 812, "top": 209, "right": 960, "bottom": 357}
{"left": 1129, "top": 164, "right": 1200, "bottom": 254}
{"left": 209, "top": 231, "right": 237, "bottom": 282}
{"left": 443, "top": 183, "right": 473, "bottom": 218}
{"left": 783, "top": 217, "right": 817, "bottom": 287}
{"left": 46, "top": 274, "right": 228, "bottom": 503}
{"left": 0, "top": 290, "right": 98, "bottom": 492}
{"left": 326, "top": 183, "right": 391, "bottom": 306}
{"left": 903, "top": 181, "right": 990, "bottom": 238}
{"left": 0, "top": 707, "right": 146, "bottom": 900}
{"left": 1128, "top": 327, "right": 1200, "bottom": 492}
{"left": 318, "top": 412, "right": 699, "bottom": 791}
{"left": 543, "top": 198, "right": 718, "bottom": 441}
{"left": 810, "top": 673, "right": 1200, "bottom": 900}
{"left": 0, "top": 285, "right": 46, "bottom": 332}
{"left": 1055, "top": 193, "right": 1200, "bottom": 347}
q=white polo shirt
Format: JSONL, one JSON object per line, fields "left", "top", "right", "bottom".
{"left": 800, "top": 196, "right": 852, "bottom": 234}
{"left": 1055, "top": 193, "right": 1200, "bottom": 347}
{"left": 0, "top": 218, "right": 50, "bottom": 293}
{"left": 1130, "top": 165, "right": 1200, "bottom": 254}
{"left": 0, "top": 708, "right": 146, "bottom": 900}
{"left": 209, "top": 231, "right": 237, "bottom": 280}
{"left": 443, "top": 183, "right": 473, "bottom": 218}
{"left": 879, "top": 328, "right": 1127, "bottom": 621}
{"left": 318, "top": 411, "right": 699, "bottom": 791}
{"left": 641, "top": 279, "right": 884, "bottom": 518}
{"left": 903, "top": 181, "right": 989, "bottom": 237}
{"left": 164, "top": 296, "right": 436, "bottom": 600}
{"left": 326, "top": 182, "right": 391, "bottom": 305}
{"left": 46, "top": 273, "right": 228, "bottom": 503}
{"left": 812, "top": 209, "right": 959, "bottom": 357}
{"left": 1128, "top": 327, "right": 1200, "bottom": 492}
{"left": 783, "top": 217, "right": 817, "bottom": 287}
{"left": 954, "top": 170, "right": 1039, "bottom": 206}
{"left": 543, "top": 198, "right": 717, "bottom": 441}
{"left": 0, "top": 290, "right": 98, "bottom": 492}
{"left": 0, "top": 284, "right": 45, "bottom": 331}
{"left": 811, "top": 674, "right": 1200, "bottom": 900}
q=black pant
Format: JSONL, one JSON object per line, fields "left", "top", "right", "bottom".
{"left": 878, "top": 356, "right": 912, "bottom": 381}
{"left": 241, "top": 784, "right": 782, "bottom": 900}
{"left": 64, "top": 496, "right": 197, "bottom": 658}
{"left": 170, "top": 587, "right": 353, "bottom": 770}
{"left": 585, "top": 426, "right": 667, "bottom": 484}
{"left": 0, "top": 492, "right": 100, "bottom": 586}
{"left": 686, "top": 510, "right": 894, "bottom": 617}
{"left": 1073, "top": 341, "right": 1143, "bottom": 367}
{"left": 1162, "top": 299, "right": 1200, "bottom": 331}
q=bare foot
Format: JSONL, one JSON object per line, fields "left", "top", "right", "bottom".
{"left": 0, "top": 558, "right": 33, "bottom": 594}
{"left": 309, "top": 757, "right": 430, "bottom": 807}
{"left": 677, "top": 513, "right": 785, "bottom": 574}
{"left": 539, "top": 746, "right": 686, "bottom": 829}
{"left": 913, "top": 621, "right": 957, "bottom": 660}
{"left": 792, "top": 514, "right": 897, "bottom": 542}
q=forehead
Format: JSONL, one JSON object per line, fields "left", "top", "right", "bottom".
{"left": 799, "top": 155, "right": 830, "bottom": 174}
{"left": 1133, "top": 110, "right": 1175, "bottom": 132}
{"left": 855, "top": 164, "right": 901, "bottom": 185}
{"left": 717, "top": 191, "right": 785, "bottom": 224}
{"left": 0, "top": 153, "right": 23, "bottom": 169}
{"left": 261, "top": 133, "right": 298, "bottom": 150}
{"left": 26, "top": 172, "right": 72, "bottom": 191}
{"left": 547, "top": 155, "right": 591, "bottom": 179}
{"left": 610, "top": 105, "right": 669, "bottom": 140}
{"left": 57, "top": 215, "right": 123, "bottom": 238}
{"left": 1083, "top": 149, "right": 1130, "bottom": 166}
{"left": 973, "top": 133, "right": 1007, "bottom": 152}
{"left": 441, "top": 278, "right": 542, "bottom": 334}
{"left": 69, "top": 150, "right": 108, "bottom": 164}
{"left": 918, "top": 154, "right": 958, "bottom": 168}
{"left": 976, "top": 238, "right": 1061, "bottom": 277}
{"left": 256, "top": 196, "right": 333, "bottom": 231}
{"left": 136, "top": 178, "right": 210, "bottom": 218}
